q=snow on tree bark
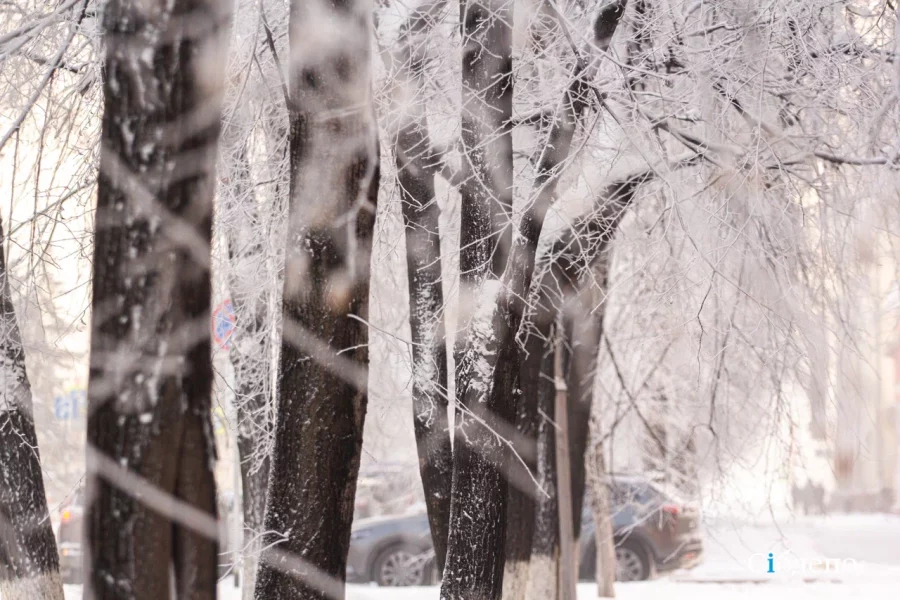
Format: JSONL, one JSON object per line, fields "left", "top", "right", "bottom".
{"left": 0, "top": 219, "right": 64, "bottom": 600}
{"left": 441, "top": 0, "right": 514, "bottom": 597}
{"left": 524, "top": 168, "right": 655, "bottom": 598}
{"left": 444, "top": 3, "right": 629, "bottom": 597}
{"left": 501, "top": 48, "right": 594, "bottom": 600}
{"left": 85, "top": 1, "right": 228, "bottom": 598}
{"left": 525, "top": 337, "right": 559, "bottom": 600}
{"left": 253, "top": 1, "right": 379, "bottom": 598}
{"left": 390, "top": 0, "right": 453, "bottom": 574}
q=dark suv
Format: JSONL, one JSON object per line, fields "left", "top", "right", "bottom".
{"left": 579, "top": 475, "right": 703, "bottom": 581}
{"left": 347, "top": 474, "right": 703, "bottom": 586}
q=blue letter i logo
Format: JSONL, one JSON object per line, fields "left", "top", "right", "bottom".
{"left": 767, "top": 553, "right": 775, "bottom": 573}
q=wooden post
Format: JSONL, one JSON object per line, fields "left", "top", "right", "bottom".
{"left": 555, "top": 340, "right": 577, "bottom": 600}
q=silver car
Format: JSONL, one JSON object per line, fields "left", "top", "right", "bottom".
{"left": 346, "top": 475, "right": 703, "bottom": 586}
{"left": 347, "top": 513, "right": 437, "bottom": 586}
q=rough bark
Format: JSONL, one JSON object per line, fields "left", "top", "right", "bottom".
{"left": 391, "top": 0, "right": 453, "bottom": 574}
{"left": 236, "top": 416, "right": 269, "bottom": 598}
{"left": 0, "top": 219, "right": 64, "bottom": 600}
{"left": 505, "top": 279, "right": 556, "bottom": 599}
{"left": 253, "top": 1, "right": 379, "bottom": 598}
{"left": 441, "top": 0, "right": 514, "bottom": 597}
{"left": 445, "top": 3, "right": 631, "bottom": 596}
{"left": 525, "top": 339, "right": 560, "bottom": 600}
{"left": 524, "top": 169, "right": 654, "bottom": 599}
{"left": 85, "top": 1, "right": 228, "bottom": 598}
{"left": 501, "top": 55, "right": 590, "bottom": 600}
{"left": 494, "top": 4, "right": 627, "bottom": 595}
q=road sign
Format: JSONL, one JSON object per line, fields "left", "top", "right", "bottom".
{"left": 212, "top": 299, "right": 236, "bottom": 349}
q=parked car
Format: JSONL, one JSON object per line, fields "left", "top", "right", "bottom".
{"left": 347, "top": 474, "right": 703, "bottom": 586}
{"left": 579, "top": 475, "right": 703, "bottom": 582}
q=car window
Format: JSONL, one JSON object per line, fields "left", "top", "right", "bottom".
{"left": 607, "top": 481, "right": 661, "bottom": 510}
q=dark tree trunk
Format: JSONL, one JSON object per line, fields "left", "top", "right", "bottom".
{"left": 253, "top": 1, "right": 378, "bottom": 598}
{"left": 524, "top": 167, "right": 654, "bottom": 599}
{"left": 563, "top": 251, "right": 611, "bottom": 597}
{"left": 563, "top": 257, "right": 609, "bottom": 542}
{"left": 0, "top": 220, "right": 64, "bottom": 600}
{"left": 441, "top": 0, "right": 514, "bottom": 597}
{"left": 555, "top": 339, "right": 577, "bottom": 600}
{"left": 444, "top": 3, "right": 634, "bottom": 596}
{"left": 501, "top": 314, "right": 547, "bottom": 598}
{"left": 456, "top": 0, "right": 514, "bottom": 284}
{"left": 501, "top": 58, "right": 591, "bottom": 600}
{"left": 446, "top": 4, "right": 628, "bottom": 595}
{"left": 527, "top": 337, "right": 561, "bottom": 599}
{"left": 392, "top": 0, "right": 452, "bottom": 574}
{"left": 85, "top": 1, "right": 228, "bottom": 599}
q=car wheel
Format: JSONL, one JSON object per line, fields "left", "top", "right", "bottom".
{"left": 372, "top": 544, "right": 428, "bottom": 586}
{"left": 615, "top": 540, "right": 650, "bottom": 582}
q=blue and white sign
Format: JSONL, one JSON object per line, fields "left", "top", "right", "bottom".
{"left": 54, "top": 389, "right": 85, "bottom": 420}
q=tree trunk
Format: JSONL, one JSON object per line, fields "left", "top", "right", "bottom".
{"left": 85, "top": 1, "right": 227, "bottom": 598}
{"left": 524, "top": 167, "right": 651, "bottom": 599}
{"left": 236, "top": 419, "right": 270, "bottom": 598}
{"left": 526, "top": 338, "right": 560, "bottom": 600}
{"left": 0, "top": 219, "right": 64, "bottom": 600}
{"left": 391, "top": 0, "right": 453, "bottom": 574}
{"left": 501, "top": 53, "right": 591, "bottom": 600}
{"left": 446, "top": 4, "right": 628, "bottom": 595}
{"left": 501, "top": 318, "right": 546, "bottom": 599}
{"left": 253, "top": 0, "right": 379, "bottom": 597}
{"left": 563, "top": 252, "right": 613, "bottom": 597}
{"left": 564, "top": 253, "right": 610, "bottom": 543}
{"left": 442, "top": 0, "right": 514, "bottom": 597}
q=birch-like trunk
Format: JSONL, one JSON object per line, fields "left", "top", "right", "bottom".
{"left": 253, "top": 0, "right": 379, "bottom": 597}
{"left": 0, "top": 219, "right": 64, "bottom": 600}
{"left": 85, "top": 1, "right": 228, "bottom": 598}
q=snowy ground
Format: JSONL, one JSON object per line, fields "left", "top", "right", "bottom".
{"left": 53, "top": 514, "right": 900, "bottom": 600}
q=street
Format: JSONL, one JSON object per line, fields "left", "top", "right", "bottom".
{"left": 51, "top": 514, "right": 900, "bottom": 600}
